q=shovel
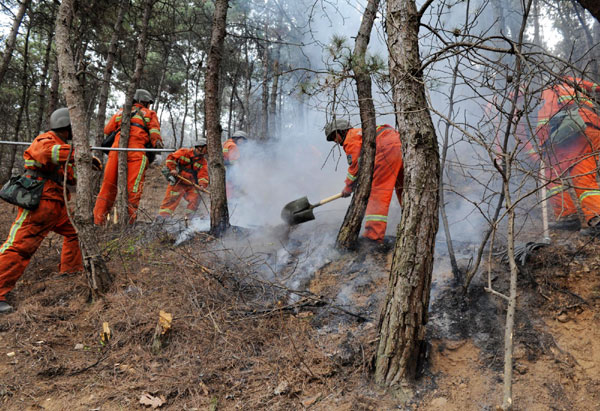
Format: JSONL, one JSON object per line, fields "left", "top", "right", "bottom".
{"left": 176, "top": 174, "right": 210, "bottom": 194}
{"left": 281, "top": 193, "right": 343, "bottom": 225}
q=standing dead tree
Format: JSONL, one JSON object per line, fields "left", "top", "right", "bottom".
{"left": 336, "top": 0, "right": 380, "bottom": 249}
{"left": 55, "top": 0, "right": 112, "bottom": 297}
{"left": 205, "top": 0, "right": 230, "bottom": 235}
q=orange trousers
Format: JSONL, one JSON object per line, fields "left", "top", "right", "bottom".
{"left": 94, "top": 151, "right": 148, "bottom": 224}
{"left": 547, "top": 181, "right": 577, "bottom": 220}
{"left": 0, "top": 199, "right": 83, "bottom": 301}
{"left": 544, "top": 125, "right": 600, "bottom": 224}
{"left": 567, "top": 154, "right": 600, "bottom": 223}
{"left": 158, "top": 183, "right": 200, "bottom": 217}
{"left": 364, "top": 142, "right": 404, "bottom": 242}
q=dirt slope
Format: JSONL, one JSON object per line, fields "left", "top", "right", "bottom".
{"left": 0, "top": 165, "right": 598, "bottom": 410}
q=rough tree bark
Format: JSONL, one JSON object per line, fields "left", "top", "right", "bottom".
{"left": 335, "top": 0, "right": 379, "bottom": 249}
{"left": 117, "top": 0, "right": 153, "bottom": 224}
{"left": 0, "top": 0, "right": 30, "bottom": 87}
{"left": 204, "top": 0, "right": 230, "bottom": 235}
{"left": 375, "top": 0, "right": 440, "bottom": 385}
{"left": 95, "top": 0, "right": 128, "bottom": 146}
{"left": 55, "top": 0, "right": 112, "bottom": 297}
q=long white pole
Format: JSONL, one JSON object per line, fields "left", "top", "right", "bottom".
{"left": 0, "top": 140, "right": 175, "bottom": 152}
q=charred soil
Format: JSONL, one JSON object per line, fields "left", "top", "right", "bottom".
{"left": 0, "top": 166, "right": 599, "bottom": 410}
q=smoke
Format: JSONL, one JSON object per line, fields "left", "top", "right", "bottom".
{"left": 172, "top": 0, "right": 558, "bottom": 308}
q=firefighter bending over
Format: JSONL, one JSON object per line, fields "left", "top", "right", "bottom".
{"left": 535, "top": 77, "right": 600, "bottom": 235}
{"left": 157, "top": 139, "right": 209, "bottom": 221}
{"left": 325, "top": 119, "right": 404, "bottom": 243}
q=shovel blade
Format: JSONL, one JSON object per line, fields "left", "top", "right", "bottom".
{"left": 281, "top": 196, "right": 315, "bottom": 225}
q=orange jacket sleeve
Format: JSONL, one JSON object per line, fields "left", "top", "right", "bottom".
{"left": 196, "top": 158, "right": 209, "bottom": 187}
{"left": 144, "top": 108, "right": 162, "bottom": 148}
{"left": 104, "top": 111, "right": 121, "bottom": 139}
{"left": 223, "top": 139, "right": 240, "bottom": 165}
{"left": 164, "top": 148, "right": 184, "bottom": 172}
{"left": 28, "top": 134, "right": 73, "bottom": 167}
{"left": 565, "top": 77, "right": 600, "bottom": 95}
{"left": 342, "top": 128, "right": 363, "bottom": 190}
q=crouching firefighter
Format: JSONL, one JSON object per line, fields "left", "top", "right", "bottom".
{"left": 157, "top": 138, "right": 209, "bottom": 221}
{"left": 0, "top": 108, "right": 97, "bottom": 313}
{"left": 325, "top": 119, "right": 404, "bottom": 243}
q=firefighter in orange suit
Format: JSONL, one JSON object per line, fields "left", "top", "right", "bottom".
{"left": 93, "top": 89, "right": 164, "bottom": 224}
{"left": 223, "top": 130, "right": 248, "bottom": 198}
{"left": 535, "top": 77, "right": 600, "bottom": 233}
{"left": 325, "top": 119, "right": 404, "bottom": 242}
{"left": 487, "top": 94, "right": 579, "bottom": 229}
{"left": 157, "top": 139, "right": 209, "bottom": 219}
{"left": 0, "top": 108, "right": 83, "bottom": 314}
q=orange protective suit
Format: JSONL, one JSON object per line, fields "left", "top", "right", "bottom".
{"left": 223, "top": 138, "right": 240, "bottom": 165}
{"left": 223, "top": 138, "right": 240, "bottom": 198}
{"left": 158, "top": 148, "right": 209, "bottom": 217}
{"left": 342, "top": 125, "right": 404, "bottom": 242}
{"left": 535, "top": 77, "right": 600, "bottom": 225}
{"left": 487, "top": 97, "right": 577, "bottom": 221}
{"left": 0, "top": 131, "right": 82, "bottom": 302}
{"left": 93, "top": 103, "right": 163, "bottom": 224}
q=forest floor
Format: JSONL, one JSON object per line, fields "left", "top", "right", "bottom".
{"left": 0, "top": 164, "right": 599, "bottom": 410}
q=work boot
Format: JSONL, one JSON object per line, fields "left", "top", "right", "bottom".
{"left": 154, "top": 215, "right": 169, "bottom": 225}
{"left": 0, "top": 301, "right": 13, "bottom": 314}
{"left": 580, "top": 217, "right": 600, "bottom": 237}
{"left": 549, "top": 216, "right": 581, "bottom": 231}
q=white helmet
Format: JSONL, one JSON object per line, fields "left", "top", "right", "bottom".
{"left": 49, "top": 108, "right": 71, "bottom": 130}
{"left": 194, "top": 137, "right": 207, "bottom": 147}
{"left": 231, "top": 130, "right": 248, "bottom": 140}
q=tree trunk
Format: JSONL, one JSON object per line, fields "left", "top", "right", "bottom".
{"left": 575, "top": 0, "right": 600, "bottom": 22}
{"left": 335, "top": 0, "right": 379, "bottom": 249}
{"left": 375, "top": 0, "right": 440, "bottom": 385}
{"left": 0, "top": 0, "right": 30, "bottom": 87}
{"left": 268, "top": 46, "right": 280, "bottom": 139}
{"left": 180, "top": 54, "right": 191, "bottom": 147}
{"left": 154, "top": 43, "right": 171, "bottom": 114}
{"left": 204, "top": 0, "right": 230, "bottom": 235}
{"left": 228, "top": 66, "right": 240, "bottom": 136}
{"left": 96, "top": 0, "right": 128, "bottom": 146}
{"left": 117, "top": 0, "right": 153, "bottom": 224}
{"left": 35, "top": 7, "right": 56, "bottom": 135}
{"left": 47, "top": 57, "right": 60, "bottom": 122}
{"left": 261, "top": 44, "right": 269, "bottom": 140}
{"left": 0, "top": 20, "right": 32, "bottom": 185}
{"left": 570, "top": 0, "right": 599, "bottom": 76}
{"left": 55, "top": 0, "right": 112, "bottom": 298}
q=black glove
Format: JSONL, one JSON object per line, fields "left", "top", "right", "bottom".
{"left": 92, "top": 156, "right": 103, "bottom": 171}
{"left": 154, "top": 140, "right": 164, "bottom": 149}
{"left": 161, "top": 167, "right": 171, "bottom": 181}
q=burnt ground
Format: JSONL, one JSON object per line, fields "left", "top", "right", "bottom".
{"left": 0, "top": 164, "right": 598, "bottom": 410}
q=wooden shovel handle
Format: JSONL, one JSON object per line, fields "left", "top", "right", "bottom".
{"left": 315, "top": 193, "right": 343, "bottom": 207}
{"left": 176, "top": 174, "right": 210, "bottom": 194}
